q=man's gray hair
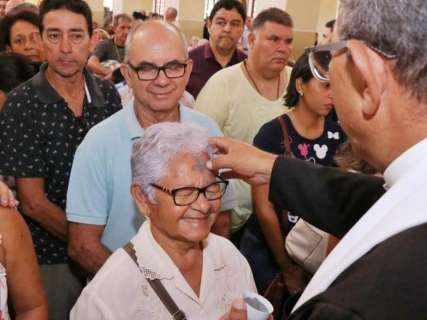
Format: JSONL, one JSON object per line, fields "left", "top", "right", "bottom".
{"left": 124, "top": 20, "right": 188, "bottom": 63}
{"left": 165, "top": 7, "right": 178, "bottom": 19}
{"left": 113, "top": 13, "right": 132, "bottom": 27}
{"left": 338, "top": 0, "right": 427, "bottom": 103}
{"left": 131, "top": 122, "right": 216, "bottom": 202}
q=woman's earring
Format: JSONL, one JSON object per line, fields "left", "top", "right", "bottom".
{"left": 299, "top": 91, "right": 304, "bottom": 97}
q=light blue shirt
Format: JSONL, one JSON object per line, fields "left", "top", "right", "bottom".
{"left": 66, "top": 101, "right": 237, "bottom": 251}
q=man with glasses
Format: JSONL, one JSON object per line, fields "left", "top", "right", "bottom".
{"left": 186, "top": 0, "right": 246, "bottom": 99}
{"left": 0, "top": 0, "right": 121, "bottom": 318}
{"left": 66, "top": 20, "right": 237, "bottom": 276}
{"left": 215, "top": 0, "right": 427, "bottom": 318}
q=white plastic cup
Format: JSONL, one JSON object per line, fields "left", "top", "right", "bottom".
{"left": 243, "top": 291, "right": 274, "bottom": 320}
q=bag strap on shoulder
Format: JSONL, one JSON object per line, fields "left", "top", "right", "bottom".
{"left": 277, "top": 115, "right": 292, "bottom": 157}
{"left": 123, "top": 241, "right": 187, "bottom": 320}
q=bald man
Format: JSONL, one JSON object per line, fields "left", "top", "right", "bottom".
{"left": 66, "top": 21, "right": 237, "bottom": 275}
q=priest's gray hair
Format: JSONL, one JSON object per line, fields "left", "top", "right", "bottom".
{"left": 338, "top": 0, "right": 427, "bottom": 104}
{"left": 131, "top": 122, "right": 216, "bottom": 202}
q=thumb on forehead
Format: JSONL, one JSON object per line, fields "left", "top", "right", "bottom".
{"left": 208, "top": 136, "right": 231, "bottom": 153}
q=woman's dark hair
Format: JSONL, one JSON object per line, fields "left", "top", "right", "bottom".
{"left": 284, "top": 51, "right": 313, "bottom": 107}
{"left": 0, "top": 52, "right": 37, "bottom": 93}
{"left": 209, "top": 0, "right": 246, "bottom": 24}
{"left": 132, "top": 11, "right": 147, "bottom": 21}
{"left": 39, "top": 0, "right": 93, "bottom": 36}
{"left": 0, "top": 11, "right": 40, "bottom": 47}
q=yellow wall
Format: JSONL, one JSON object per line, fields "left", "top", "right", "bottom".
{"left": 255, "top": 0, "right": 287, "bottom": 15}
{"left": 287, "top": 0, "right": 320, "bottom": 30}
{"left": 86, "top": 0, "right": 104, "bottom": 25}
{"left": 179, "top": 0, "right": 206, "bottom": 40}
{"left": 316, "top": 0, "right": 338, "bottom": 33}
{"left": 285, "top": 0, "right": 337, "bottom": 60}
{"left": 179, "top": 0, "right": 204, "bottom": 21}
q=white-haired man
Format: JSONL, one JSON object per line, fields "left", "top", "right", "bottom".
{"left": 66, "top": 21, "right": 237, "bottom": 275}
{"left": 216, "top": 0, "right": 427, "bottom": 318}
{"left": 164, "top": 7, "right": 179, "bottom": 27}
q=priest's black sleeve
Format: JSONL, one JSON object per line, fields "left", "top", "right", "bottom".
{"left": 268, "top": 156, "right": 385, "bottom": 238}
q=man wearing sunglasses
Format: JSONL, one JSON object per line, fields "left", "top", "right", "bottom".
{"left": 217, "top": 0, "right": 427, "bottom": 319}
{"left": 66, "top": 21, "right": 237, "bottom": 276}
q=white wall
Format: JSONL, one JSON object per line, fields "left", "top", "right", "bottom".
{"left": 254, "top": 0, "right": 287, "bottom": 16}
{"left": 165, "top": 0, "right": 179, "bottom": 10}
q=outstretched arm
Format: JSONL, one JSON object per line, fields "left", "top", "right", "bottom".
{"left": 207, "top": 137, "right": 385, "bottom": 238}
{"left": 269, "top": 157, "right": 385, "bottom": 238}
{"left": 1, "top": 208, "right": 48, "bottom": 319}
{"left": 207, "top": 137, "right": 277, "bottom": 186}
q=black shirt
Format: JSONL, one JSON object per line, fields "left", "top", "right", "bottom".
{"left": 247, "top": 114, "right": 346, "bottom": 239}
{"left": 254, "top": 114, "right": 346, "bottom": 166}
{"left": 0, "top": 63, "right": 122, "bottom": 264}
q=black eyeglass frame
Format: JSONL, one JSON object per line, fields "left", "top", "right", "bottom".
{"left": 150, "top": 176, "right": 229, "bottom": 206}
{"left": 307, "top": 40, "right": 397, "bottom": 82}
{"left": 127, "top": 60, "right": 190, "bottom": 81}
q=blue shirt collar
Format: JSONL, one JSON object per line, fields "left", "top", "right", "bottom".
{"left": 124, "top": 98, "right": 187, "bottom": 141}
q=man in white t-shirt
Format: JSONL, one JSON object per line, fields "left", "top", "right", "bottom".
{"left": 195, "top": 7, "right": 293, "bottom": 233}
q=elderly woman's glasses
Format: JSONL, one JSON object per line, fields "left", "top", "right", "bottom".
{"left": 150, "top": 177, "right": 229, "bottom": 206}
{"left": 307, "top": 40, "right": 397, "bottom": 82}
{"left": 128, "top": 60, "right": 189, "bottom": 81}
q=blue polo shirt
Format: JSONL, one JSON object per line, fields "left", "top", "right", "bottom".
{"left": 66, "top": 101, "right": 236, "bottom": 251}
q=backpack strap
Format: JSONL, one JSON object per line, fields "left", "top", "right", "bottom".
{"left": 277, "top": 115, "right": 292, "bottom": 157}
{"left": 123, "top": 242, "right": 187, "bottom": 320}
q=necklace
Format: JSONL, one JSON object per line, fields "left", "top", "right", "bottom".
{"left": 243, "top": 59, "right": 281, "bottom": 100}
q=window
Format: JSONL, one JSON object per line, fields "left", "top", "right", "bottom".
{"left": 204, "top": 0, "right": 218, "bottom": 18}
{"left": 153, "top": 0, "right": 166, "bottom": 15}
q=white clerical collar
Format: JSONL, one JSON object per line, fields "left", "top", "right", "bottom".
{"left": 384, "top": 138, "right": 427, "bottom": 188}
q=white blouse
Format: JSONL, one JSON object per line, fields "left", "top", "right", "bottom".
{"left": 71, "top": 221, "right": 256, "bottom": 320}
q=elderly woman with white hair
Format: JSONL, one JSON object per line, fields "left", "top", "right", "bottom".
{"left": 71, "top": 122, "right": 256, "bottom": 319}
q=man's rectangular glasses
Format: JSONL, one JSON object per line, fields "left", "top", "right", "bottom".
{"left": 150, "top": 177, "right": 229, "bottom": 206}
{"left": 307, "top": 40, "right": 397, "bottom": 82}
{"left": 128, "top": 60, "right": 189, "bottom": 81}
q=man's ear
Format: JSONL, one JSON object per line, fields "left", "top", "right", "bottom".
{"left": 347, "top": 40, "right": 387, "bottom": 118}
{"left": 185, "top": 58, "right": 193, "bottom": 76}
{"left": 131, "top": 184, "right": 151, "bottom": 218}
{"left": 120, "top": 64, "right": 132, "bottom": 87}
{"left": 207, "top": 19, "right": 212, "bottom": 34}
{"left": 248, "top": 32, "right": 255, "bottom": 50}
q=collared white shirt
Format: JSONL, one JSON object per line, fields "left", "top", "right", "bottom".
{"left": 71, "top": 221, "right": 256, "bottom": 319}
{"left": 293, "top": 137, "right": 427, "bottom": 311}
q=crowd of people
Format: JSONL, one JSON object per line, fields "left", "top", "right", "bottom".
{"left": 0, "top": 0, "right": 426, "bottom": 319}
